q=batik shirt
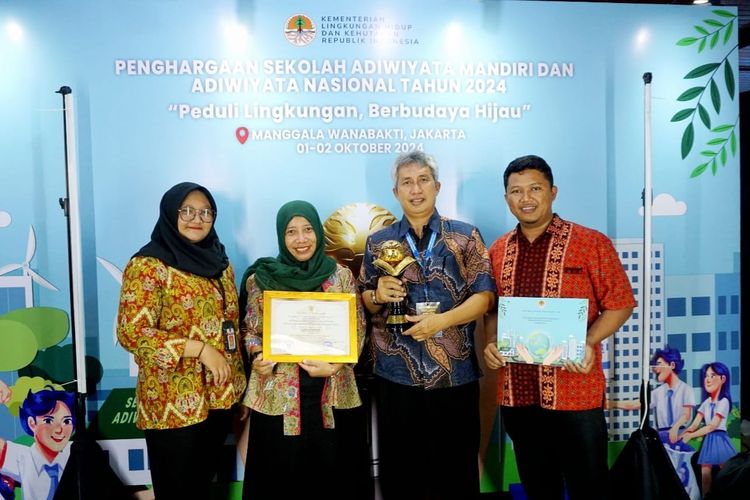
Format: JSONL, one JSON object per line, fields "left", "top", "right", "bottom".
{"left": 117, "top": 257, "right": 246, "bottom": 430}
{"left": 241, "top": 264, "right": 366, "bottom": 436}
{"left": 489, "top": 215, "right": 635, "bottom": 410}
{"left": 360, "top": 210, "right": 496, "bottom": 389}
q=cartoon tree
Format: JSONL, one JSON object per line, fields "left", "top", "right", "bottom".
{"left": 0, "top": 307, "right": 68, "bottom": 373}
{"left": 0, "top": 307, "right": 102, "bottom": 412}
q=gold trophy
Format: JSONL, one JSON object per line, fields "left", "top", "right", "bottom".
{"left": 373, "top": 240, "right": 416, "bottom": 334}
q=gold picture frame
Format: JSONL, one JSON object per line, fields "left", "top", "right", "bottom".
{"left": 262, "top": 290, "right": 358, "bottom": 363}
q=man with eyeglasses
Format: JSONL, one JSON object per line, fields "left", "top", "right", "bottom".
{"left": 359, "top": 150, "right": 496, "bottom": 499}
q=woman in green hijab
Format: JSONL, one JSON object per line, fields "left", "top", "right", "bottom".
{"left": 240, "top": 200, "right": 366, "bottom": 499}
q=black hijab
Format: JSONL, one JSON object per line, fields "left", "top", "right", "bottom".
{"left": 135, "top": 182, "right": 229, "bottom": 278}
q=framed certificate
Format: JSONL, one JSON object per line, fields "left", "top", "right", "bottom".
{"left": 497, "top": 297, "right": 589, "bottom": 366}
{"left": 262, "top": 290, "right": 358, "bottom": 363}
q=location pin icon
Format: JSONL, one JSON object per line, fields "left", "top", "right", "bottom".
{"left": 236, "top": 127, "right": 249, "bottom": 145}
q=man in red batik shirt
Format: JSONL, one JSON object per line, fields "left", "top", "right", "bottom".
{"left": 484, "top": 155, "right": 636, "bottom": 500}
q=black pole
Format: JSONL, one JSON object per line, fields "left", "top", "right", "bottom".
{"left": 56, "top": 85, "right": 87, "bottom": 500}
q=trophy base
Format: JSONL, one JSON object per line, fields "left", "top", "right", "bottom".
{"left": 386, "top": 299, "right": 409, "bottom": 335}
{"left": 386, "top": 321, "right": 411, "bottom": 335}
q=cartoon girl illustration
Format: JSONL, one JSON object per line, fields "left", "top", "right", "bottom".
{"left": 680, "top": 362, "right": 736, "bottom": 496}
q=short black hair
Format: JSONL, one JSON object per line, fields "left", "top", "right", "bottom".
{"left": 503, "top": 155, "right": 554, "bottom": 190}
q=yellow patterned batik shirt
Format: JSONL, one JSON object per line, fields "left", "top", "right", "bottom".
{"left": 117, "top": 256, "right": 246, "bottom": 430}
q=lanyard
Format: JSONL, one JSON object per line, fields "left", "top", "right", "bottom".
{"left": 405, "top": 231, "right": 437, "bottom": 303}
{"left": 211, "top": 277, "right": 227, "bottom": 317}
{"left": 405, "top": 230, "right": 437, "bottom": 270}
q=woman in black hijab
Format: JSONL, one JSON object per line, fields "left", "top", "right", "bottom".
{"left": 116, "top": 182, "right": 246, "bottom": 499}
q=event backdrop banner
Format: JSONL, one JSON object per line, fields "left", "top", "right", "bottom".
{"left": 0, "top": 0, "right": 741, "bottom": 496}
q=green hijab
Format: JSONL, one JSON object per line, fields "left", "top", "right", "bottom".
{"left": 242, "top": 200, "right": 337, "bottom": 297}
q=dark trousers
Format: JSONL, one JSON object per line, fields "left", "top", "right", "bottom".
{"left": 375, "top": 377, "right": 480, "bottom": 500}
{"left": 143, "top": 409, "right": 232, "bottom": 500}
{"left": 501, "top": 405, "right": 609, "bottom": 500}
{"left": 243, "top": 409, "right": 334, "bottom": 499}
{"left": 243, "top": 374, "right": 370, "bottom": 500}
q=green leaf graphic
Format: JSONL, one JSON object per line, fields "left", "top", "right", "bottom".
{"left": 685, "top": 63, "right": 719, "bottom": 79}
{"left": 698, "top": 104, "right": 711, "bottom": 129}
{"left": 712, "top": 124, "right": 734, "bottom": 132}
{"left": 723, "top": 20, "right": 733, "bottom": 45}
{"left": 671, "top": 108, "right": 694, "bottom": 122}
{"left": 710, "top": 31, "right": 720, "bottom": 49}
{"left": 678, "top": 86, "right": 704, "bottom": 101}
{"left": 677, "top": 37, "right": 698, "bottom": 46}
{"left": 710, "top": 79, "right": 721, "bottom": 113}
{"left": 724, "top": 61, "right": 735, "bottom": 99}
{"left": 712, "top": 9, "right": 736, "bottom": 19}
{"left": 691, "top": 164, "right": 708, "bottom": 178}
{"left": 676, "top": 12, "right": 738, "bottom": 179}
{"left": 681, "top": 123, "right": 694, "bottom": 159}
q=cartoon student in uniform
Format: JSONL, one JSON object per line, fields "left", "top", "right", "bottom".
{"left": 609, "top": 346, "right": 701, "bottom": 499}
{"left": 680, "top": 362, "right": 736, "bottom": 497}
{"left": 0, "top": 386, "right": 75, "bottom": 500}
{"left": 650, "top": 346, "right": 695, "bottom": 443}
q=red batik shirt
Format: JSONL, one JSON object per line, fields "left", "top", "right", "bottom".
{"left": 489, "top": 215, "right": 635, "bottom": 410}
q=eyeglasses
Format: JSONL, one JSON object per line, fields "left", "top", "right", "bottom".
{"left": 178, "top": 206, "right": 215, "bottom": 223}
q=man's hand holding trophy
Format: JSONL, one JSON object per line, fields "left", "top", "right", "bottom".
{"left": 372, "top": 240, "right": 416, "bottom": 334}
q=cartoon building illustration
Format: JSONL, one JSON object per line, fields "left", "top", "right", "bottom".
{"left": 604, "top": 240, "right": 741, "bottom": 443}
{"left": 665, "top": 270, "right": 741, "bottom": 405}
{"left": 604, "top": 239, "right": 666, "bottom": 441}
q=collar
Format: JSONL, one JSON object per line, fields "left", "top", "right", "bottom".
{"left": 29, "top": 442, "right": 71, "bottom": 476}
{"left": 395, "top": 209, "right": 441, "bottom": 240}
{"left": 511, "top": 213, "right": 563, "bottom": 242}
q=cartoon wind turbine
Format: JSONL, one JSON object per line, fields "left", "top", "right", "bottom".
{"left": 0, "top": 226, "right": 58, "bottom": 306}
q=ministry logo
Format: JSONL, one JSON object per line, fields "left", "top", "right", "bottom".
{"left": 284, "top": 14, "right": 316, "bottom": 47}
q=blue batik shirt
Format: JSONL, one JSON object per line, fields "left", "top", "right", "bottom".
{"left": 360, "top": 210, "right": 496, "bottom": 389}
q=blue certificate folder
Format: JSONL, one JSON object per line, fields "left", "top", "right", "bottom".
{"left": 496, "top": 297, "right": 589, "bottom": 366}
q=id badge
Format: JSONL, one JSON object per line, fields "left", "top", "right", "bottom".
{"left": 222, "top": 320, "right": 238, "bottom": 353}
{"left": 416, "top": 301, "right": 443, "bottom": 338}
